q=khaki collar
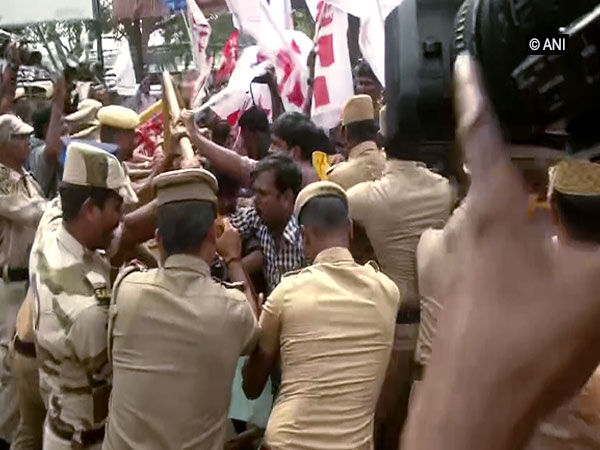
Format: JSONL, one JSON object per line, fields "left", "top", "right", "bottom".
{"left": 313, "top": 247, "right": 354, "bottom": 265}
{"left": 164, "top": 254, "right": 211, "bottom": 276}
{"left": 385, "top": 160, "right": 426, "bottom": 174}
{"left": 57, "top": 224, "right": 87, "bottom": 261}
{"left": 348, "top": 141, "right": 379, "bottom": 159}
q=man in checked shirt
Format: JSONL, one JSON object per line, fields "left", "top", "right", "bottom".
{"left": 230, "top": 153, "right": 305, "bottom": 294}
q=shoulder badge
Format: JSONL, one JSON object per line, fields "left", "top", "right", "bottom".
{"left": 281, "top": 268, "right": 304, "bottom": 279}
{"left": 365, "top": 260, "right": 380, "bottom": 272}
{"left": 217, "top": 279, "right": 246, "bottom": 292}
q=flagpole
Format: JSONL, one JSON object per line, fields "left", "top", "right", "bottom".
{"left": 180, "top": 9, "right": 197, "bottom": 68}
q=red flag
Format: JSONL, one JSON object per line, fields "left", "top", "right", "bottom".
{"left": 216, "top": 30, "right": 239, "bottom": 83}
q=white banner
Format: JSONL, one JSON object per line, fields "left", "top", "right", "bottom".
{"left": 0, "top": 0, "right": 94, "bottom": 26}
{"left": 187, "top": 0, "right": 211, "bottom": 70}
{"left": 311, "top": 3, "right": 354, "bottom": 129}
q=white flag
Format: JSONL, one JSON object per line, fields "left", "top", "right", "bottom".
{"left": 187, "top": 0, "right": 212, "bottom": 70}
{"left": 113, "top": 39, "right": 137, "bottom": 96}
{"left": 270, "top": 0, "right": 293, "bottom": 31}
{"left": 311, "top": 3, "right": 354, "bottom": 129}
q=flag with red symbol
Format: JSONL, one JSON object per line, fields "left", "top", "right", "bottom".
{"left": 311, "top": 1, "right": 354, "bottom": 129}
{"left": 186, "top": 0, "right": 212, "bottom": 70}
{"left": 216, "top": 30, "right": 239, "bottom": 83}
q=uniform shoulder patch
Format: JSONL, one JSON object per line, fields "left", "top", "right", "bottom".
{"left": 0, "top": 167, "right": 16, "bottom": 195}
{"left": 281, "top": 268, "right": 304, "bottom": 279}
{"left": 365, "top": 260, "right": 380, "bottom": 272}
{"left": 217, "top": 279, "right": 246, "bottom": 292}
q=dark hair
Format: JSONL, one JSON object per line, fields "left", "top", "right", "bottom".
{"left": 552, "top": 191, "right": 600, "bottom": 244}
{"left": 353, "top": 61, "right": 377, "bottom": 81}
{"left": 211, "top": 120, "right": 231, "bottom": 147}
{"left": 299, "top": 196, "right": 349, "bottom": 230}
{"left": 157, "top": 200, "right": 216, "bottom": 257}
{"left": 100, "top": 125, "right": 119, "bottom": 144}
{"left": 32, "top": 106, "right": 52, "bottom": 139}
{"left": 215, "top": 171, "right": 240, "bottom": 197}
{"left": 272, "top": 112, "right": 333, "bottom": 161}
{"left": 239, "top": 106, "right": 269, "bottom": 133}
{"left": 345, "top": 119, "right": 378, "bottom": 144}
{"left": 59, "top": 183, "right": 119, "bottom": 222}
{"left": 251, "top": 152, "right": 303, "bottom": 197}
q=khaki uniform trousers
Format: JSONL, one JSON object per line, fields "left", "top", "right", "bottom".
{"left": 374, "top": 323, "right": 419, "bottom": 450}
{"left": 0, "top": 280, "right": 27, "bottom": 443}
{"left": 11, "top": 345, "right": 45, "bottom": 450}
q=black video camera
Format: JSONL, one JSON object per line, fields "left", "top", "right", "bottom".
{"left": 385, "top": 0, "right": 600, "bottom": 165}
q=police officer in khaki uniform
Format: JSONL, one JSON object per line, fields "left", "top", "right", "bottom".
{"left": 346, "top": 139, "right": 453, "bottom": 449}
{"left": 0, "top": 114, "right": 47, "bottom": 447}
{"left": 327, "top": 95, "right": 387, "bottom": 190}
{"left": 30, "top": 142, "right": 137, "bottom": 450}
{"left": 98, "top": 105, "right": 140, "bottom": 163}
{"left": 66, "top": 99, "right": 103, "bottom": 141}
{"left": 243, "top": 181, "right": 400, "bottom": 450}
{"left": 104, "top": 168, "right": 259, "bottom": 450}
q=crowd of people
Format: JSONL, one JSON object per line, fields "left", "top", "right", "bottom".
{"left": 1, "top": 33, "right": 600, "bottom": 450}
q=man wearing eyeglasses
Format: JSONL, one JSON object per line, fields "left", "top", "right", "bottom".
{"left": 0, "top": 114, "right": 47, "bottom": 448}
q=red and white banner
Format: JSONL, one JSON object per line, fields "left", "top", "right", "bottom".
{"left": 216, "top": 30, "right": 239, "bottom": 83}
{"left": 310, "top": 2, "right": 354, "bottom": 129}
{"left": 225, "top": 0, "right": 311, "bottom": 113}
{"left": 187, "top": 0, "right": 211, "bottom": 70}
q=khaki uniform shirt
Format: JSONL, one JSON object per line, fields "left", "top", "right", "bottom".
{"left": 30, "top": 199, "right": 112, "bottom": 447}
{"left": 104, "top": 254, "right": 258, "bottom": 450}
{"left": 327, "top": 141, "right": 386, "bottom": 190}
{"left": 347, "top": 160, "right": 453, "bottom": 309}
{"left": 0, "top": 163, "right": 46, "bottom": 268}
{"left": 260, "top": 247, "right": 400, "bottom": 450}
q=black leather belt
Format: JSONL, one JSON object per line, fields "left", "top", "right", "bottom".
{"left": 3, "top": 267, "right": 29, "bottom": 282}
{"left": 396, "top": 308, "right": 421, "bottom": 324}
{"left": 14, "top": 335, "right": 36, "bottom": 358}
{"left": 49, "top": 419, "right": 105, "bottom": 448}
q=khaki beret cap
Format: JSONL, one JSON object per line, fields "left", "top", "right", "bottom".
{"left": 153, "top": 168, "right": 219, "bottom": 208}
{"left": 294, "top": 180, "right": 348, "bottom": 218}
{"left": 98, "top": 105, "right": 140, "bottom": 130}
{"left": 0, "top": 114, "right": 33, "bottom": 146}
{"left": 63, "top": 141, "right": 138, "bottom": 205}
{"left": 549, "top": 160, "right": 600, "bottom": 196}
{"left": 66, "top": 99, "right": 103, "bottom": 125}
{"left": 342, "top": 94, "right": 374, "bottom": 126}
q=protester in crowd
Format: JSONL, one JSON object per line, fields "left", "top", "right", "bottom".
{"left": 26, "top": 80, "right": 67, "bottom": 199}
{"left": 211, "top": 119, "right": 233, "bottom": 149}
{"left": 238, "top": 106, "right": 271, "bottom": 161}
{"left": 353, "top": 60, "right": 383, "bottom": 121}
{"left": 0, "top": 114, "right": 47, "bottom": 449}
{"left": 271, "top": 112, "right": 334, "bottom": 187}
{"left": 31, "top": 143, "right": 137, "bottom": 450}
{"left": 229, "top": 153, "right": 304, "bottom": 294}
{"left": 243, "top": 181, "right": 400, "bottom": 449}
{"left": 104, "top": 169, "right": 259, "bottom": 450}
{"left": 328, "top": 95, "right": 387, "bottom": 190}
{"left": 346, "top": 108, "right": 453, "bottom": 450}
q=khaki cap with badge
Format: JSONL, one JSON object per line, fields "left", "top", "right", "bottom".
{"left": 98, "top": 105, "right": 140, "bottom": 130}
{"left": 549, "top": 160, "right": 600, "bottom": 196}
{"left": 66, "top": 99, "right": 103, "bottom": 136}
{"left": 0, "top": 114, "right": 34, "bottom": 145}
{"left": 294, "top": 180, "right": 348, "bottom": 218}
{"left": 62, "top": 141, "right": 138, "bottom": 205}
{"left": 153, "top": 168, "right": 219, "bottom": 208}
{"left": 342, "top": 94, "right": 375, "bottom": 126}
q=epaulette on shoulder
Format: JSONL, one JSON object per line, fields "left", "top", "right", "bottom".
{"left": 365, "top": 260, "right": 380, "bottom": 272}
{"left": 113, "top": 264, "right": 146, "bottom": 294}
{"left": 326, "top": 162, "right": 346, "bottom": 176}
{"left": 216, "top": 279, "right": 246, "bottom": 292}
{"left": 281, "top": 268, "right": 304, "bottom": 279}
